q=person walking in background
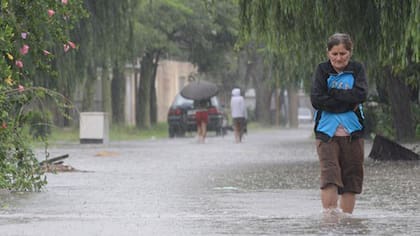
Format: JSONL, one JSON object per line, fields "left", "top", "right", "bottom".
{"left": 230, "top": 88, "right": 247, "bottom": 143}
{"left": 310, "top": 33, "right": 368, "bottom": 214}
{"left": 195, "top": 99, "right": 210, "bottom": 143}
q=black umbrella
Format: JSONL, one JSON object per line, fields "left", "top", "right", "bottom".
{"left": 180, "top": 80, "right": 219, "bottom": 100}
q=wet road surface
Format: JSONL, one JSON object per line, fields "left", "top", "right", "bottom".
{"left": 1, "top": 126, "right": 419, "bottom": 235}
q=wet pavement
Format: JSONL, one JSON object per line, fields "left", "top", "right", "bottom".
{"left": 0, "top": 126, "right": 419, "bottom": 235}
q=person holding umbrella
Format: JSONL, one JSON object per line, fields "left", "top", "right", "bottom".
{"left": 180, "top": 79, "right": 219, "bottom": 143}
{"left": 194, "top": 99, "right": 210, "bottom": 143}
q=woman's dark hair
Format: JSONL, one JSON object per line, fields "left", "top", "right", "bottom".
{"left": 327, "top": 33, "right": 353, "bottom": 52}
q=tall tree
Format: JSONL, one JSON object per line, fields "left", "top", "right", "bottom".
{"left": 238, "top": 0, "right": 419, "bottom": 139}
{"left": 48, "top": 0, "right": 137, "bottom": 125}
{"left": 133, "top": 0, "right": 238, "bottom": 128}
{"left": 133, "top": 0, "right": 185, "bottom": 128}
{"left": 374, "top": 0, "right": 419, "bottom": 140}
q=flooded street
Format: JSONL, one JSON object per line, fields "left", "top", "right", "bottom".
{"left": 0, "top": 126, "right": 419, "bottom": 235}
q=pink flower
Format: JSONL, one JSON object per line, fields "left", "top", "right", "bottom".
{"left": 43, "top": 50, "right": 51, "bottom": 56}
{"left": 21, "top": 32, "right": 28, "bottom": 39}
{"left": 15, "top": 60, "right": 23, "bottom": 68}
{"left": 62, "top": 0, "right": 68, "bottom": 4}
{"left": 48, "top": 9, "right": 55, "bottom": 17}
{"left": 68, "top": 41, "right": 76, "bottom": 49}
{"left": 63, "top": 44, "right": 70, "bottom": 52}
{"left": 20, "top": 44, "right": 30, "bottom": 55}
{"left": 1, "top": 122, "right": 6, "bottom": 129}
{"left": 18, "top": 85, "right": 25, "bottom": 93}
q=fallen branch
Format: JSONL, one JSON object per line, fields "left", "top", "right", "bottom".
{"left": 39, "top": 154, "right": 69, "bottom": 165}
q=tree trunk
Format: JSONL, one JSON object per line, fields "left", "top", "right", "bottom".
{"left": 255, "top": 83, "right": 272, "bottom": 125}
{"left": 62, "top": 88, "right": 72, "bottom": 127}
{"left": 150, "top": 80, "right": 157, "bottom": 125}
{"left": 279, "top": 88, "right": 287, "bottom": 126}
{"left": 136, "top": 52, "right": 154, "bottom": 129}
{"left": 274, "top": 85, "right": 280, "bottom": 126}
{"left": 385, "top": 66, "right": 415, "bottom": 141}
{"left": 287, "top": 84, "right": 299, "bottom": 128}
{"left": 101, "top": 64, "right": 112, "bottom": 124}
{"left": 251, "top": 51, "right": 272, "bottom": 125}
{"left": 150, "top": 53, "right": 160, "bottom": 125}
{"left": 111, "top": 64, "right": 125, "bottom": 124}
{"left": 82, "top": 62, "right": 97, "bottom": 111}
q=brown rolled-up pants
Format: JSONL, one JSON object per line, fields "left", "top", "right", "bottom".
{"left": 316, "top": 137, "right": 364, "bottom": 194}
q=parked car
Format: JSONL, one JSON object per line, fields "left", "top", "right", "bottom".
{"left": 167, "top": 94, "right": 228, "bottom": 138}
{"left": 298, "top": 107, "right": 313, "bottom": 124}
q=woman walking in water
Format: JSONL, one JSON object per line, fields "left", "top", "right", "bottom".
{"left": 310, "top": 33, "right": 368, "bottom": 214}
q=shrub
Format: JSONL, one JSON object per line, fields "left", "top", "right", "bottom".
{"left": 0, "top": 0, "right": 86, "bottom": 191}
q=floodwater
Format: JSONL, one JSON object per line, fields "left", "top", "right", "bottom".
{"left": 0, "top": 126, "right": 419, "bottom": 235}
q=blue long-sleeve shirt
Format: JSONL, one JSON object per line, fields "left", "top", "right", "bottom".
{"left": 310, "top": 60, "right": 368, "bottom": 141}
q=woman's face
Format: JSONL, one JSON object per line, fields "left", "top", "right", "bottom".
{"left": 327, "top": 43, "right": 351, "bottom": 72}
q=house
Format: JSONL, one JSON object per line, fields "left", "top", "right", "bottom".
{"left": 155, "top": 60, "right": 197, "bottom": 122}
{"left": 122, "top": 59, "right": 197, "bottom": 125}
{"left": 72, "top": 59, "right": 196, "bottom": 126}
